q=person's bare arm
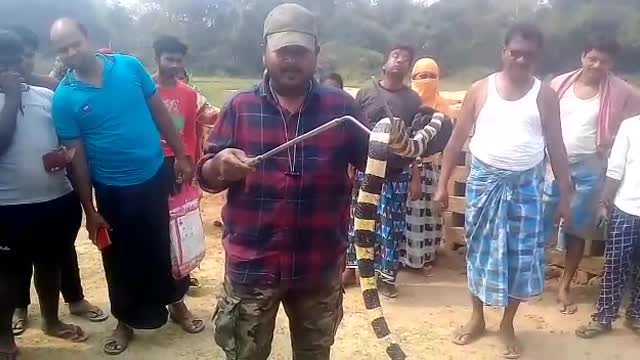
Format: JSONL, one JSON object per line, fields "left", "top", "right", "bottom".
{"left": 0, "top": 72, "right": 22, "bottom": 155}
{"left": 437, "top": 81, "right": 483, "bottom": 190}
{"left": 539, "top": 86, "right": 572, "bottom": 194}
{"left": 64, "top": 140, "right": 95, "bottom": 215}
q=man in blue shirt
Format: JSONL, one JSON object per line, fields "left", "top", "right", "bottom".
{"left": 50, "top": 18, "right": 203, "bottom": 356}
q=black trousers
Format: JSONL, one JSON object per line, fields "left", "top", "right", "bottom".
{"left": 14, "top": 238, "right": 85, "bottom": 308}
{"left": 0, "top": 192, "right": 82, "bottom": 309}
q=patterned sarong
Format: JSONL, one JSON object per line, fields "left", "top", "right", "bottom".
{"left": 465, "top": 158, "right": 546, "bottom": 307}
{"left": 543, "top": 153, "right": 606, "bottom": 249}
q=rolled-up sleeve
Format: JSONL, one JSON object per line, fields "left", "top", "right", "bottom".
{"left": 606, "top": 121, "right": 629, "bottom": 181}
{"left": 195, "top": 97, "right": 236, "bottom": 190}
{"left": 52, "top": 90, "right": 80, "bottom": 142}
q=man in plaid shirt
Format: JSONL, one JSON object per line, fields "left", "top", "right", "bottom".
{"left": 197, "top": 4, "right": 370, "bottom": 359}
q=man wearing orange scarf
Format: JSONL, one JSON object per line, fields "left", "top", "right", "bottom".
{"left": 545, "top": 37, "right": 640, "bottom": 315}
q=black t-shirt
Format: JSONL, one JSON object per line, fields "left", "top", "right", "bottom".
{"left": 355, "top": 83, "right": 422, "bottom": 176}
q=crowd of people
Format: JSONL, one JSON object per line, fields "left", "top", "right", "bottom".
{"left": 0, "top": 2, "right": 639, "bottom": 360}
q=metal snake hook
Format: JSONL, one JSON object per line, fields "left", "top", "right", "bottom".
{"left": 246, "top": 115, "right": 371, "bottom": 167}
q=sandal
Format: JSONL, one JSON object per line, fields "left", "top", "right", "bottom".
{"left": 189, "top": 277, "right": 201, "bottom": 288}
{"left": 0, "top": 346, "right": 19, "bottom": 360}
{"left": 44, "top": 323, "right": 89, "bottom": 343}
{"left": 70, "top": 303, "right": 109, "bottom": 322}
{"left": 11, "top": 309, "right": 28, "bottom": 336}
{"left": 103, "top": 327, "right": 133, "bottom": 356}
{"left": 575, "top": 321, "right": 612, "bottom": 339}
{"left": 377, "top": 279, "right": 398, "bottom": 299}
{"left": 169, "top": 308, "right": 205, "bottom": 334}
{"left": 452, "top": 325, "right": 485, "bottom": 346}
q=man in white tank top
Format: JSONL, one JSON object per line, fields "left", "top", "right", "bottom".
{"left": 435, "top": 24, "right": 573, "bottom": 359}
{"left": 545, "top": 37, "right": 640, "bottom": 316}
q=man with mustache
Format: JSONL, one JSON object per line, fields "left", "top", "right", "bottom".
{"left": 436, "top": 23, "right": 573, "bottom": 359}
{"left": 545, "top": 37, "right": 640, "bottom": 315}
{"left": 197, "top": 4, "right": 369, "bottom": 359}
{"left": 49, "top": 18, "right": 195, "bottom": 355}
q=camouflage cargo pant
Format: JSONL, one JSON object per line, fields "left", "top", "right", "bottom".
{"left": 212, "top": 276, "right": 344, "bottom": 360}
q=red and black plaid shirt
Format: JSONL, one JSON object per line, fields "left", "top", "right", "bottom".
{"left": 197, "top": 79, "right": 368, "bottom": 288}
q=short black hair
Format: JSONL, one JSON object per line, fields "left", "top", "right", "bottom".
{"left": 322, "top": 72, "right": 344, "bottom": 88}
{"left": 0, "top": 30, "right": 24, "bottom": 65}
{"left": 7, "top": 25, "right": 38, "bottom": 50}
{"left": 504, "top": 23, "right": 544, "bottom": 49}
{"left": 386, "top": 44, "right": 415, "bottom": 64}
{"left": 153, "top": 35, "right": 188, "bottom": 58}
{"left": 583, "top": 35, "right": 621, "bottom": 57}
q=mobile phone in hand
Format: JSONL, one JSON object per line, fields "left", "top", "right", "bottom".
{"left": 96, "top": 226, "right": 112, "bottom": 251}
{"left": 42, "top": 148, "right": 68, "bottom": 173}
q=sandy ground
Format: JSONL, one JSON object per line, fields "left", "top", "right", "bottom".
{"left": 16, "top": 193, "right": 639, "bottom": 360}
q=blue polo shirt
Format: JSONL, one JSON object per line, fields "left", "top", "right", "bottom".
{"left": 52, "top": 54, "right": 164, "bottom": 186}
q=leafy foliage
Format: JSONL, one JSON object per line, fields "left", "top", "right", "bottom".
{"left": 2, "top": 0, "right": 640, "bottom": 80}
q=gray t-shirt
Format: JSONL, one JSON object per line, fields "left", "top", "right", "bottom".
{"left": 356, "top": 83, "right": 422, "bottom": 174}
{"left": 0, "top": 86, "right": 72, "bottom": 205}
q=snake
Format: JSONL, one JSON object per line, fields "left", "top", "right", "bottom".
{"left": 352, "top": 102, "right": 446, "bottom": 359}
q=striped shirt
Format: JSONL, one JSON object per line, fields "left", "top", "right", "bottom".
{"left": 197, "top": 79, "right": 369, "bottom": 288}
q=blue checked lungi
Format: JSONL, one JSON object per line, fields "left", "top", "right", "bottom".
{"left": 593, "top": 207, "right": 640, "bottom": 325}
{"left": 543, "top": 153, "right": 607, "bottom": 249}
{"left": 465, "top": 158, "right": 546, "bottom": 307}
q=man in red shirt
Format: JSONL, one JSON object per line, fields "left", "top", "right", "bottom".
{"left": 151, "top": 34, "right": 204, "bottom": 334}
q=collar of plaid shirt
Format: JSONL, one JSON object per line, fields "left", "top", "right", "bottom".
{"left": 198, "top": 77, "right": 368, "bottom": 288}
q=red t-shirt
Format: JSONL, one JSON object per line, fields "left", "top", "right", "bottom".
{"left": 157, "top": 81, "right": 198, "bottom": 159}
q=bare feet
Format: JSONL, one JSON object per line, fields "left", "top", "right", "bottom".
{"left": 104, "top": 322, "right": 133, "bottom": 356}
{"left": 452, "top": 316, "right": 486, "bottom": 345}
{"left": 69, "top": 299, "right": 109, "bottom": 322}
{"left": 558, "top": 286, "right": 578, "bottom": 315}
{"left": 43, "top": 321, "right": 89, "bottom": 343}
{"left": 499, "top": 322, "right": 520, "bottom": 359}
{"left": 11, "top": 308, "right": 28, "bottom": 336}
{"left": 168, "top": 302, "right": 205, "bottom": 334}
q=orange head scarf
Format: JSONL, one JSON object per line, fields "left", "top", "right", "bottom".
{"left": 411, "top": 58, "right": 453, "bottom": 118}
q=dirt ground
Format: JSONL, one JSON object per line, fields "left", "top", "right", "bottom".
{"left": 16, "top": 193, "right": 639, "bottom": 360}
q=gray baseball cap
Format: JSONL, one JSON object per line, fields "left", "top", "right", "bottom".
{"left": 263, "top": 3, "right": 318, "bottom": 52}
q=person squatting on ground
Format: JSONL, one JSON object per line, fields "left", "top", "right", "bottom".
{"left": 0, "top": 30, "right": 89, "bottom": 360}
{"left": 6, "top": 24, "right": 108, "bottom": 339}
{"left": 435, "top": 23, "right": 573, "bottom": 359}
{"left": 197, "top": 4, "right": 370, "bottom": 359}
{"left": 49, "top": 18, "right": 202, "bottom": 356}
{"left": 544, "top": 36, "right": 640, "bottom": 315}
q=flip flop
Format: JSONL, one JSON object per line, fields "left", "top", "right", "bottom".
{"left": 189, "top": 277, "right": 201, "bottom": 288}
{"left": 575, "top": 321, "right": 612, "bottom": 339}
{"left": 103, "top": 328, "right": 133, "bottom": 356}
{"left": 71, "top": 306, "right": 109, "bottom": 322}
{"left": 170, "top": 312, "right": 205, "bottom": 334}
{"left": 502, "top": 343, "right": 521, "bottom": 360}
{"left": 44, "top": 324, "right": 89, "bottom": 343}
{"left": 452, "top": 325, "right": 485, "bottom": 346}
{"left": 168, "top": 306, "right": 205, "bottom": 334}
{"left": 559, "top": 304, "right": 578, "bottom": 315}
{"left": 11, "top": 310, "right": 27, "bottom": 336}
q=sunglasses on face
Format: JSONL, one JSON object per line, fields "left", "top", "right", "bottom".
{"left": 505, "top": 49, "right": 538, "bottom": 61}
